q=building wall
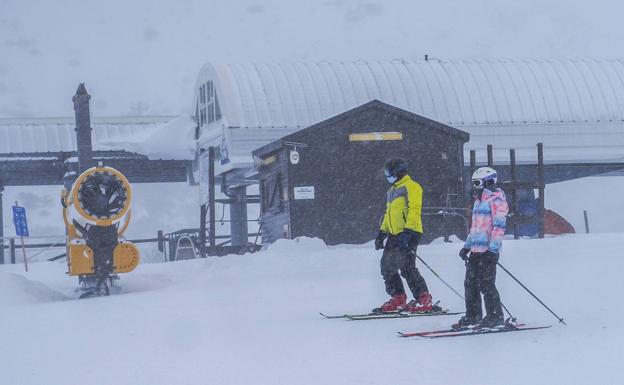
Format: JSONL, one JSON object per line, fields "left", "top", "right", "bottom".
{"left": 257, "top": 104, "right": 468, "bottom": 245}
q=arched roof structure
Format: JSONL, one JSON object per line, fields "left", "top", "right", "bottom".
{"left": 196, "top": 59, "right": 624, "bottom": 129}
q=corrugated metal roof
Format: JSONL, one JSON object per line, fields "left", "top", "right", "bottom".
{"left": 196, "top": 59, "right": 624, "bottom": 128}
{"left": 0, "top": 116, "right": 174, "bottom": 154}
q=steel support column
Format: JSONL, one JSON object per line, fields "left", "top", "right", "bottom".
{"left": 229, "top": 185, "right": 248, "bottom": 249}
{"left": 537, "top": 143, "right": 545, "bottom": 239}
{"left": 510, "top": 149, "right": 520, "bottom": 239}
{"left": 208, "top": 147, "right": 216, "bottom": 248}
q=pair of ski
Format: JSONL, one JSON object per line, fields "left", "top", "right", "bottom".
{"left": 321, "top": 310, "right": 551, "bottom": 338}
{"left": 320, "top": 307, "right": 461, "bottom": 321}
{"left": 398, "top": 321, "right": 552, "bottom": 339}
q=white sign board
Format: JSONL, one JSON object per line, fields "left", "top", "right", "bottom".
{"left": 294, "top": 186, "right": 315, "bottom": 200}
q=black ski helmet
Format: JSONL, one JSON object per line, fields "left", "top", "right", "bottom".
{"left": 384, "top": 158, "right": 408, "bottom": 178}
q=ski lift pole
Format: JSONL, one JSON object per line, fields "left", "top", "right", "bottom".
{"left": 498, "top": 261, "right": 566, "bottom": 325}
{"left": 415, "top": 254, "right": 464, "bottom": 301}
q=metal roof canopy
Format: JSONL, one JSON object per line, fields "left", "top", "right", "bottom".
{"left": 0, "top": 150, "right": 189, "bottom": 186}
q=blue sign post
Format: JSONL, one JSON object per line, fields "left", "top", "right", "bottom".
{"left": 12, "top": 205, "right": 29, "bottom": 237}
{"left": 12, "top": 202, "right": 29, "bottom": 272}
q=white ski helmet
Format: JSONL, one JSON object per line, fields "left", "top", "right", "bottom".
{"left": 471, "top": 167, "right": 497, "bottom": 189}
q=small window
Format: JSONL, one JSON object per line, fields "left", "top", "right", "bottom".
{"left": 199, "top": 84, "right": 206, "bottom": 104}
{"left": 261, "top": 173, "right": 283, "bottom": 213}
{"left": 207, "top": 82, "right": 214, "bottom": 102}
{"left": 199, "top": 81, "right": 222, "bottom": 126}
{"left": 208, "top": 104, "right": 215, "bottom": 124}
{"left": 215, "top": 93, "right": 222, "bottom": 121}
{"left": 200, "top": 108, "right": 207, "bottom": 126}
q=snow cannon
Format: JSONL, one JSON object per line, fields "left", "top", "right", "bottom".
{"left": 61, "top": 165, "right": 140, "bottom": 297}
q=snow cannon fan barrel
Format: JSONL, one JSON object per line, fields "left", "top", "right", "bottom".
{"left": 62, "top": 165, "right": 140, "bottom": 277}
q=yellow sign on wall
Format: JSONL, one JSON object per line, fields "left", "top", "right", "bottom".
{"left": 348, "top": 132, "right": 403, "bottom": 142}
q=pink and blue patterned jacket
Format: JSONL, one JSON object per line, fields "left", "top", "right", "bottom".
{"left": 464, "top": 188, "right": 509, "bottom": 254}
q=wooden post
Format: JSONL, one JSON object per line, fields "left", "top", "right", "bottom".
{"left": 199, "top": 204, "right": 207, "bottom": 257}
{"left": 583, "top": 210, "right": 590, "bottom": 233}
{"left": 19, "top": 235, "right": 28, "bottom": 272}
{"left": 537, "top": 143, "right": 545, "bottom": 239}
{"left": 468, "top": 150, "right": 477, "bottom": 215}
{"left": 157, "top": 230, "right": 164, "bottom": 252}
{"left": 469, "top": 150, "right": 476, "bottom": 176}
{"left": 157, "top": 230, "right": 168, "bottom": 262}
{"left": 208, "top": 147, "right": 216, "bottom": 249}
{"left": 487, "top": 144, "right": 493, "bottom": 167}
{"left": 510, "top": 149, "right": 520, "bottom": 239}
{"left": 10, "top": 237, "right": 15, "bottom": 264}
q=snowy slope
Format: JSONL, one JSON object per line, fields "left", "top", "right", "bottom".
{"left": 0, "top": 234, "right": 622, "bottom": 385}
{"left": 546, "top": 175, "right": 624, "bottom": 233}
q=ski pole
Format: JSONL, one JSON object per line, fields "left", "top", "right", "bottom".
{"left": 497, "top": 261, "right": 566, "bottom": 325}
{"left": 416, "top": 254, "right": 464, "bottom": 301}
{"left": 500, "top": 301, "right": 516, "bottom": 322}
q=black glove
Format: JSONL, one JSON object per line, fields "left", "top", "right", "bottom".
{"left": 375, "top": 231, "right": 387, "bottom": 250}
{"left": 459, "top": 247, "right": 470, "bottom": 261}
{"left": 397, "top": 229, "right": 418, "bottom": 252}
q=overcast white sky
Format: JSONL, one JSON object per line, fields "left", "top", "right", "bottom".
{"left": 1, "top": 0, "right": 623, "bottom": 118}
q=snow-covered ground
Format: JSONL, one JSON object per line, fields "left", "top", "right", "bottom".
{"left": 0, "top": 233, "right": 622, "bottom": 385}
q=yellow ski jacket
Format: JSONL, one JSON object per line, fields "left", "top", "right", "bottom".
{"left": 380, "top": 175, "right": 423, "bottom": 235}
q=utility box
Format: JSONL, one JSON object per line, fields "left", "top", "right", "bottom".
{"left": 252, "top": 100, "right": 470, "bottom": 245}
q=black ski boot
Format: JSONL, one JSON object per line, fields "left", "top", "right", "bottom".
{"left": 477, "top": 315, "right": 505, "bottom": 329}
{"left": 452, "top": 315, "right": 482, "bottom": 330}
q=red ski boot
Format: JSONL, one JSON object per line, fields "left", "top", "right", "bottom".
{"left": 373, "top": 293, "right": 407, "bottom": 313}
{"left": 404, "top": 292, "right": 433, "bottom": 313}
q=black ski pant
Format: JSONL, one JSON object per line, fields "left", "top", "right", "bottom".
{"left": 464, "top": 253, "right": 503, "bottom": 322}
{"left": 380, "top": 233, "right": 428, "bottom": 299}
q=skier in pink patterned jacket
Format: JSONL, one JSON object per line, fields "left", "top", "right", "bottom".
{"left": 453, "top": 167, "right": 509, "bottom": 330}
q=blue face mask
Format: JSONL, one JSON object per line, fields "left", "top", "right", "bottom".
{"left": 386, "top": 175, "right": 397, "bottom": 184}
{"left": 385, "top": 170, "right": 397, "bottom": 184}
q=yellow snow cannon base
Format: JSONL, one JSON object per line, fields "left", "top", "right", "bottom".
{"left": 67, "top": 242, "right": 95, "bottom": 276}
{"left": 113, "top": 242, "right": 140, "bottom": 273}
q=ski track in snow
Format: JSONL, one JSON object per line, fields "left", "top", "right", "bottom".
{"left": 0, "top": 234, "right": 622, "bottom": 385}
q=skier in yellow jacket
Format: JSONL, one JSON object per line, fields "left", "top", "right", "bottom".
{"left": 373, "top": 158, "right": 434, "bottom": 313}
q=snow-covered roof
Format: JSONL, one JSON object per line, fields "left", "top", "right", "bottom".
{"left": 195, "top": 59, "right": 624, "bottom": 167}
{"left": 114, "top": 116, "right": 197, "bottom": 160}
{"left": 0, "top": 116, "right": 178, "bottom": 156}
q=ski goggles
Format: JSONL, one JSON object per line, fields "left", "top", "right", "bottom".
{"left": 471, "top": 178, "right": 485, "bottom": 188}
